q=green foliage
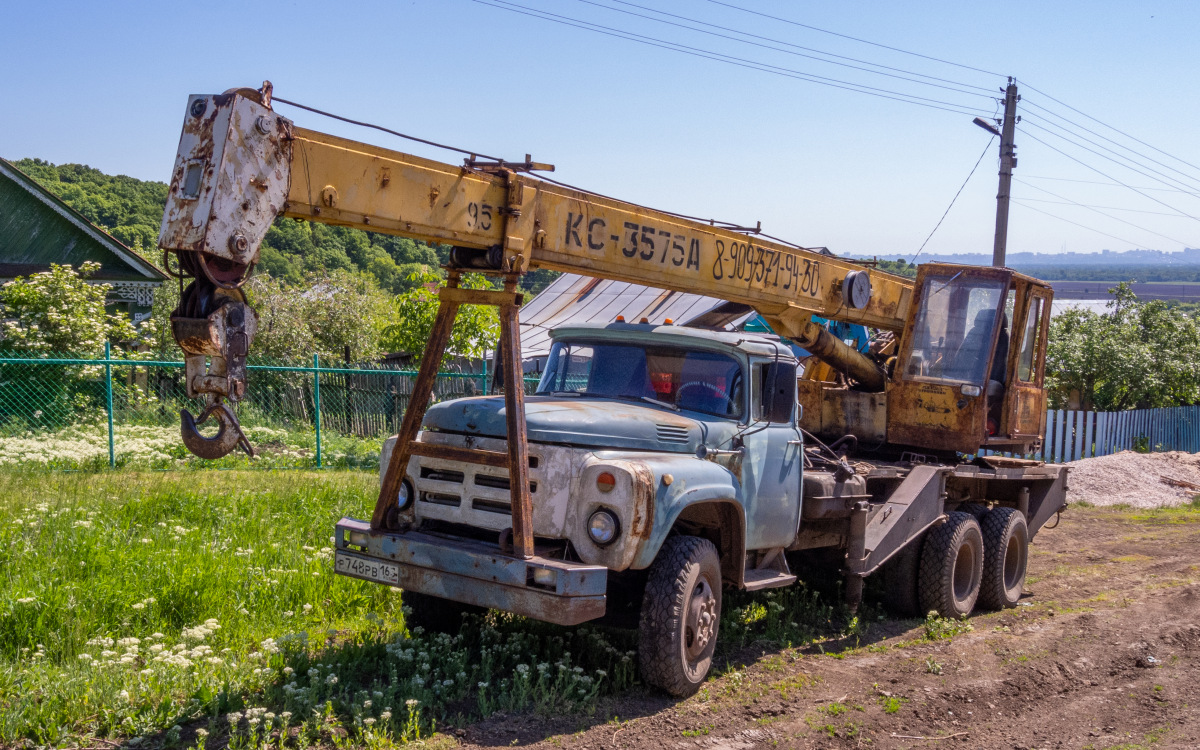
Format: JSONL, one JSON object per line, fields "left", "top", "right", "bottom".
{"left": 0, "top": 262, "right": 145, "bottom": 355}
{"left": 1046, "top": 283, "right": 1200, "bottom": 410}
{"left": 381, "top": 271, "right": 500, "bottom": 363}
{"left": 872, "top": 258, "right": 918, "bottom": 278}
{"left": 247, "top": 270, "right": 392, "bottom": 363}
{"left": 922, "top": 611, "right": 973, "bottom": 641}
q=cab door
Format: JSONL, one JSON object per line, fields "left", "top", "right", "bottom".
{"left": 1003, "top": 287, "right": 1052, "bottom": 443}
{"left": 740, "top": 359, "right": 803, "bottom": 550}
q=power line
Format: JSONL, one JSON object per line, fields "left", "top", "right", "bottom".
{"left": 471, "top": 0, "right": 993, "bottom": 118}
{"left": 910, "top": 136, "right": 995, "bottom": 263}
{"left": 1021, "top": 97, "right": 1200, "bottom": 188}
{"left": 1021, "top": 115, "right": 1200, "bottom": 196}
{"left": 1021, "top": 129, "right": 1200, "bottom": 224}
{"left": 703, "top": 0, "right": 1005, "bottom": 78}
{"left": 1012, "top": 196, "right": 1182, "bottom": 218}
{"left": 575, "top": 0, "right": 999, "bottom": 98}
{"left": 1017, "top": 79, "right": 1200, "bottom": 175}
{"left": 1020, "top": 174, "right": 1200, "bottom": 195}
{"left": 1013, "top": 200, "right": 1144, "bottom": 247}
{"left": 1012, "top": 178, "right": 1194, "bottom": 247}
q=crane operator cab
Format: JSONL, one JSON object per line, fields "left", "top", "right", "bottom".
{"left": 887, "top": 263, "right": 1052, "bottom": 457}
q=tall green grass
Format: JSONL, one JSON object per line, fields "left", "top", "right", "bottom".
{"left": 0, "top": 470, "right": 635, "bottom": 745}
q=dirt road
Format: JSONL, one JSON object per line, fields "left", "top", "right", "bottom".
{"left": 460, "top": 504, "right": 1200, "bottom": 750}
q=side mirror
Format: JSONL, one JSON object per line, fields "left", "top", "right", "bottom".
{"left": 762, "top": 362, "right": 798, "bottom": 423}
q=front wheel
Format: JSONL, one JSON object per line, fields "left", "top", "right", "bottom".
{"left": 638, "top": 536, "right": 722, "bottom": 696}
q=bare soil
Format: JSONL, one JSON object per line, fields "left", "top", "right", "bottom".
{"left": 457, "top": 503, "right": 1200, "bottom": 750}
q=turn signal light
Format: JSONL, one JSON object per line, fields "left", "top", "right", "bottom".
{"left": 596, "top": 471, "right": 616, "bottom": 492}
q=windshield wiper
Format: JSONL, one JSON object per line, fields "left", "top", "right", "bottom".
{"left": 633, "top": 395, "right": 680, "bottom": 411}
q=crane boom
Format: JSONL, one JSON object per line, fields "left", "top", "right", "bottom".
{"left": 277, "top": 127, "right": 914, "bottom": 335}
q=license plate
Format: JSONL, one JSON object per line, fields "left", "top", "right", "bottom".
{"left": 335, "top": 552, "right": 400, "bottom": 586}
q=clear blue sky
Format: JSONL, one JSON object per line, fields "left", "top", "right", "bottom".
{"left": 2, "top": 0, "right": 1197, "bottom": 258}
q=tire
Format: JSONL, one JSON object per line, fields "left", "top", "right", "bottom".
{"left": 882, "top": 537, "right": 923, "bottom": 617}
{"left": 958, "top": 502, "right": 989, "bottom": 520}
{"left": 918, "top": 512, "right": 984, "bottom": 618}
{"left": 978, "top": 507, "right": 1029, "bottom": 610}
{"left": 638, "top": 536, "right": 722, "bottom": 697}
{"left": 402, "top": 590, "right": 484, "bottom": 635}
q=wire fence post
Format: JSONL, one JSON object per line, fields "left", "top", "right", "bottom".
{"left": 313, "top": 353, "right": 323, "bottom": 468}
{"left": 481, "top": 357, "right": 489, "bottom": 396}
{"left": 104, "top": 341, "right": 115, "bottom": 468}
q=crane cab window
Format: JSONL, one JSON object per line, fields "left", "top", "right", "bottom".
{"left": 904, "top": 274, "right": 1007, "bottom": 386}
{"left": 1017, "top": 296, "right": 1044, "bottom": 382}
{"left": 537, "top": 340, "right": 745, "bottom": 419}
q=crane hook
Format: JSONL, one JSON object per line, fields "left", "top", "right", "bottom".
{"left": 181, "top": 399, "right": 254, "bottom": 460}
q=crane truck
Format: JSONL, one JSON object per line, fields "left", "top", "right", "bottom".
{"left": 157, "top": 84, "right": 1067, "bottom": 696}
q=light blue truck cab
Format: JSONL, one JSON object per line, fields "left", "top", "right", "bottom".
{"left": 333, "top": 321, "right": 1067, "bottom": 695}
{"left": 335, "top": 322, "right": 812, "bottom": 692}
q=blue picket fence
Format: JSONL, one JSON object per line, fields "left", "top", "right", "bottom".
{"left": 1021, "top": 406, "right": 1200, "bottom": 463}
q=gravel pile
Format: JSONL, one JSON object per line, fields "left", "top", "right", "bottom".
{"left": 1065, "top": 450, "right": 1200, "bottom": 508}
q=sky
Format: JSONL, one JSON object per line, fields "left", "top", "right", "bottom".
{"left": 2, "top": 0, "right": 1198, "bottom": 259}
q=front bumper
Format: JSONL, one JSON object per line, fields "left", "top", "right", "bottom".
{"left": 333, "top": 517, "right": 608, "bottom": 626}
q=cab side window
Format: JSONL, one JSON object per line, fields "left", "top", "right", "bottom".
{"left": 753, "top": 361, "right": 797, "bottom": 423}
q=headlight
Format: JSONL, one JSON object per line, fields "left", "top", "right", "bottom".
{"left": 587, "top": 509, "right": 620, "bottom": 546}
{"left": 397, "top": 479, "right": 414, "bottom": 510}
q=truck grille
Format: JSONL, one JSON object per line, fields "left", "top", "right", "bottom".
{"left": 655, "top": 423, "right": 690, "bottom": 444}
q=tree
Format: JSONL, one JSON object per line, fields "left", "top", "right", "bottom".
{"left": 1046, "top": 283, "right": 1200, "bottom": 410}
{"left": 380, "top": 271, "right": 500, "bottom": 364}
{"left": 0, "top": 262, "right": 143, "bottom": 355}
{"left": 245, "top": 269, "right": 392, "bottom": 364}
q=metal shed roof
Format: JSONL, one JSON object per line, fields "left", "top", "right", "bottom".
{"left": 519, "top": 273, "right": 754, "bottom": 359}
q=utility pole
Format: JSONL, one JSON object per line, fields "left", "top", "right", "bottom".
{"left": 992, "top": 78, "right": 1020, "bottom": 267}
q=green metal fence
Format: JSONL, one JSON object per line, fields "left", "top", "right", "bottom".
{"left": 0, "top": 349, "right": 540, "bottom": 470}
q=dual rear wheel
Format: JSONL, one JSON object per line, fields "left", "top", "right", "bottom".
{"left": 887, "top": 506, "right": 1029, "bottom": 618}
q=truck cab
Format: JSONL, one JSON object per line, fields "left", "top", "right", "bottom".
{"left": 336, "top": 322, "right": 805, "bottom": 693}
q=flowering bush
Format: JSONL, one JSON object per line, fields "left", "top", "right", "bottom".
{"left": 0, "top": 262, "right": 148, "bottom": 355}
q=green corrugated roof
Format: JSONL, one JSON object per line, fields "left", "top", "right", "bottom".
{"left": 0, "top": 157, "right": 167, "bottom": 282}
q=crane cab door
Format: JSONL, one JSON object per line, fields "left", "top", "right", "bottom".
{"left": 996, "top": 282, "right": 1053, "bottom": 450}
{"left": 888, "top": 264, "right": 1050, "bottom": 456}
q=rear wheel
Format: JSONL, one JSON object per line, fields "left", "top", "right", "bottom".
{"left": 402, "top": 591, "right": 484, "bottom": 635}
{"left": 638, "top": 536, "right": 722, "bottom": 696}
{"left": 918, "top": 512, "right": 983, "bottom": 618}
{"left": 978, "top": 507, "right": 1029, "bottom": 610}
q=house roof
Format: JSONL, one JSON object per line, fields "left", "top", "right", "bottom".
{"left": 518, "top": 273, "right": 755, "bottom": 358}
{"left": 0, "top": 158, "right": 167, "bottom": 283}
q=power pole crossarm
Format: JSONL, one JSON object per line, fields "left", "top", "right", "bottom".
{"left": 992, "top": 79, "right": 1020, "bottom": 267}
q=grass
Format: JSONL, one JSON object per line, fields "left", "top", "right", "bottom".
{"left": 0, "top": 469, "right": 635, "bottom": 746}
{"left": 0, "top": 420, "right": 385, "bottom": 471}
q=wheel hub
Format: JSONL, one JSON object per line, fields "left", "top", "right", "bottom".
{"left": 684, "top": 579, "right": 717, "bottom": 659}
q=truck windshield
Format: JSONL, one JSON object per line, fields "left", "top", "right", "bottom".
{"left": 537, "top": 341, "right": 745, "bottom": 419}
{"left": 904, "top": 274, "right": 1007, "bottom": 386}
